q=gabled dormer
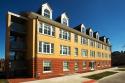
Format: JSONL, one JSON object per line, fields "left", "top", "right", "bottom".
{"left": 41, "top": 3, "right": 52, "bottom": 19}
{"left": 73, "top": 24, "right": 86, "bottom": 34}
{"left": 94, "top": 32, "right": 99, "bottom": 40}
{"left": 56, "top": 12, "right": 69, "bottom": 26}
{"left": 106, "top": 38, "right": 110, "bottom": 44}
{"left": 86, "top": 28, "right": 93, "bottom": 37}
{"left": 100, "top": 36, "right": 106, "bottom": 43}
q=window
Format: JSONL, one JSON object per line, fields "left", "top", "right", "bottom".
{"left": 105, "top": 46, "right": 107, "bottom": 50}
{"left": 83, "top": 61, "right": 86, "bottom": 69}
{"left": 102, "top": 44, "right": 103, "bottom": 49}
{"left": 96, "top": 42, "right": 101, "bottom": 48}
{"left": 63, "top": 61, "right": 69, "bottom": 71}
{"left": 10, "top": 51, "right": 15, "bottom": 60}
{"left": 44, "top": 9, "right": 50, "bottom": 18}
{"left": 63, "top": 18, "right": 68, "bottom": 25}
{"left": 81, "top": 50, "right": 88, "bottom": 57}
{"left": 74, "top": 62, "right": 78, "bottom": 71}
{"left": 39, "top": 41, "right": 54, "bottom": 54}
{"left": 43, "top": 61, "right": 51, "bottom": 73}
{"left": 74, "top": 48, "right": 78, "bottom": 56}
{"left": 81, "top": 27, "right": 86, "bottom": 33}
{"left": 81, "top": 37, "right": 88, "bottom": 45}
{"left": 102, "top": 53, "right": 104, "bottom": 58}
{"left": 59, "top": 29, "right": 70, "bottom": 40}
{"left": 90, "top": 31, "right": 93, "bottom": 37}
{"left": 39, "top": 23, "right": 55, "bottom": 36}
{"left": 60, "top": 45, "right": 70, "bottom": 55}
{"left": 90, "top": 50, "right": 95, "bottom": 57}
{"left": 97, "top": 52, "right": 101, "bottom": 57}
{"left": 90, "top": 40, "right": 95, "bottom": 47}
{"left": 96, "top": 33, "right": 99, "bottom": 40}
{"left": 74, "top": 34, "right": 78, "bottom": 43}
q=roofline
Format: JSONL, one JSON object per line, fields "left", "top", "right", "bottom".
{"left": 42, "top": 3, "right": 53, "bottom": 11}
{"left": 27, "top": 12, "right": 111, "bottom": 46}
{"left": 8, "top": 11, "right": 28, "bottom": 20}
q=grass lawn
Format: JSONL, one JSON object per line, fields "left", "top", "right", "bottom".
{"left": 116, "top": 69, "right": 125, "bottom": 71}
{"left": 0, "top": 79, "right": 8, "bottom": 83}
{"left": 83, "top": 71, "right": 118, "bottom": 80}
{"left": 118, "top": 65, "right": 125, "bottom": 68}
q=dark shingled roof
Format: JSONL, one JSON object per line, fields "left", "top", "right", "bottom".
{"left": 99, "top": 36, "right": 106, "bottom": 42}
{"left": 106, "top": 38, "right": 109, "bottom": 43}
{"left": 93, "top": 32, "right": 98, "bottom": 38}
{"left": 73, "top": 24, "right": 83, "bottom": 32}
{"left": 86, "top": 28, "right": 92, "bottom": 35}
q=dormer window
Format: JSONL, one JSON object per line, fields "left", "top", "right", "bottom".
{"left": 106, "top": 38, "right": 110, "bottom": 44}
{"left": 63, "top": 18, "right": 68, "bottom": 25}
{"left": 90, "top": 29, "right": 93, "bottom": 37}
{"left": 103, "top": 37, "right": 106, "bottom": 43}
{"left": 81, "top": 24, "right": 86, "bottom": 33}
{"left": 42, "top": 3, "right": 52, "bottom": 19}
{"left": 44, "top": 9, "right": 50, "bottom": 18}
{"left": 61, "top": 13, "right": 69, "bottom": 26}
{"left": 96, "top": 32, "right": 99, "bottom": 40}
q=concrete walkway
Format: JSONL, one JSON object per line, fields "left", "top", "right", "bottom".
{"left": 22, "top": 67, "right": 119, "bottom": 83}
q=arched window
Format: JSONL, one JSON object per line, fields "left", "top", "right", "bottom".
{"left": 63, "top": 18, "right": 68, "bottom": 25}
{"left": 44, "top": 9, "right": 50, "bottom": 18}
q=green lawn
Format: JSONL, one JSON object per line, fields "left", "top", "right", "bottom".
{"left": 0, "top": 79, "right": 8, "bottom": 83}
{"left": 83, "top": 71, "right": 118, "bottom": 80}
{"left": 117, "top": 69, "right": 125, "bottom": 71}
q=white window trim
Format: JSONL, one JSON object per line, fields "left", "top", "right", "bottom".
{"left": 61, "top": 13, "right": 69, "bottom": 26}
{"left": 81, "top": 49, "right": 88, "bottom": 57}
{"left": 59, "top": 29, "right": 70, "bottom": 40}
{"left": 42, "top": 3, "right": 52, "bottom": 19}
{"left": 63, "top": 61, "right": 69, "bottom": 71}
{"left": 39, "top": 23, "right": 54, "bottom": 36}
{"left": 60, "top": 45, "right": 70, "bottom": 55}
{"left": 43, "top": 60, "right": 52, "bottom": 73}
{"left": 82, "top": 62, "right": 87, "bottom": 69}
{"left": 74, "top": 48, "right": 78, "bottom": 56}
{"left": 38, "top": 41, "right": 54, "bottom": 54}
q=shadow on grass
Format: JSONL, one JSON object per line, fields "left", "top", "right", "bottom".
{"left": 83, "top": 71, "right": 118, "bottom": 80}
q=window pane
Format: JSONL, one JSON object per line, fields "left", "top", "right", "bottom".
{"left": 39, "top": 42, "right": 42, "bottom": 52}
{"left": 63, "top": 61, "right": 69, "bottom": 70}
{"left": 44, "top": 9, "right": 50, "bottom": 18}
{"left": 43, "top": 61, "right": 51, "bottom": 71}
{"left": 39, "top": 41, "right": 54, "bottom": 54}
{"left": 74, "top": 62, "right": 78, "bottom": 71}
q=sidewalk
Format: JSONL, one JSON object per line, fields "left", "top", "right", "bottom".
{"left": 22, "top": 67, "right": 118, "bottom": 83}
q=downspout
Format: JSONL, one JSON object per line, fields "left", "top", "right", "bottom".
{"left": 34, "top": 16, "right": 38, "bottom": 78}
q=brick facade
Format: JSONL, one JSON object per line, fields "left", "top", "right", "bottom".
{"left": 32, "top": 58, "right": 111, "bottom": 79}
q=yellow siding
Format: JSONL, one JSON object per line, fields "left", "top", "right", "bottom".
{"left": 36, "top": 20, "right": 111, "bottom": 61}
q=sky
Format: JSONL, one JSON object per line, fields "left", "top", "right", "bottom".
{"left": 0, "top": 0, "right": 125, "bottom": 58}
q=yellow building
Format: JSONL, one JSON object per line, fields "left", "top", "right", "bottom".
{"left": 5, "top": 3, "right": 111, "bottom": 78}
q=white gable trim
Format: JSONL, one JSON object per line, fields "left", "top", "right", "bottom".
{"left": 41, "top": 3, "right": 52, "bottom": 19}
{"left": 81, "top": 24, "right": 86, "bottom": 33}
{"left": 61, "top": 13, "right": 69, "bottom": 26}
